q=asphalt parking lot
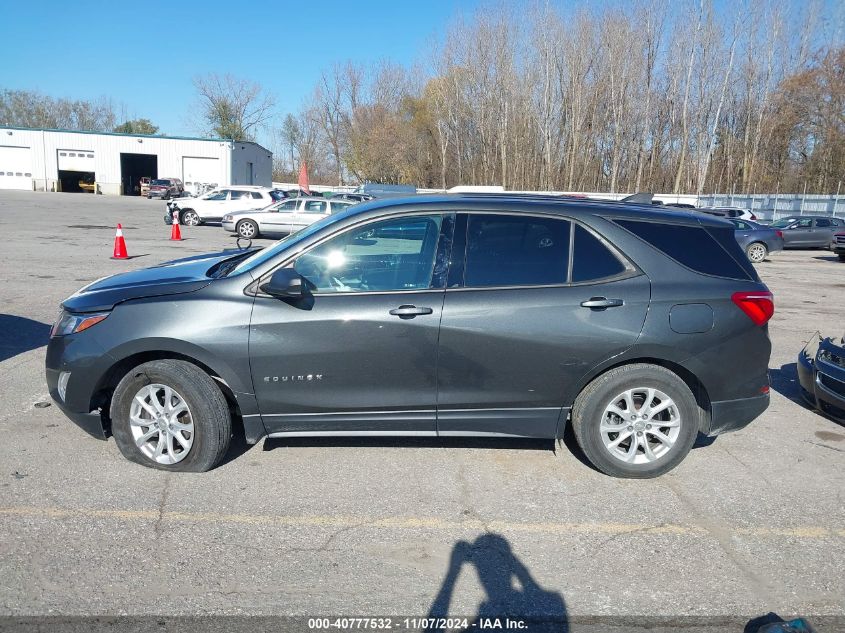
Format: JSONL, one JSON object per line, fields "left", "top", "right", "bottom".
{"left": 0, "top": 190, "right": 843, "bottom": 627}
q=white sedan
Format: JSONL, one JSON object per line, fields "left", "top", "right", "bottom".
{"left": 222, "top": 197, "right": 356, "bottom": 238}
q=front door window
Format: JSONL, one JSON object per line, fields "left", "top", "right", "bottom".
{"left": 293, "top": 215, "right": 444, "bottom": 293}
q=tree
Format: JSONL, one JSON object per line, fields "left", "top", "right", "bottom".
{"left": 192, "top": 73, "right": 275, "bottom": 141}
{"left": 113, "top": 118, "right": 159, "bottom": 135}
{"left": 0, "top": 89, "right": 117, "bottom": 131}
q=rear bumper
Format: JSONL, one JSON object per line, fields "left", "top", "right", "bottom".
{"left": 706, "top": 393, "right": 769, "bottom": 436}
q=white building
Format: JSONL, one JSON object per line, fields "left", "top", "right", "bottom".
{"left": 0, "top": 127, "right": 272, "bottom": 196}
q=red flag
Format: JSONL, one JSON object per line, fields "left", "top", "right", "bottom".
{"left": 298, "top": 162, "right": 311, "bottom": 195}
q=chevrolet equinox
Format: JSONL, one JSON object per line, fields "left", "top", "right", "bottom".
{"left": 46, "top": 195, "right": 773, "bottom": 478}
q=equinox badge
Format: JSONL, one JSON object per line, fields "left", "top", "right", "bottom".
{"left": 264, "top": 374, "right": 324, "bottom": 383}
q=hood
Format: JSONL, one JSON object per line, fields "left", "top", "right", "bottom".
{"left": 62, "top": 250, "right": 241, "bottom": 313}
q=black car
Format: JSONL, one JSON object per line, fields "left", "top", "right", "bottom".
{"left": 46, "top": 195, "right": 773, "bottom": 478}
{"left": 798, "top": 333, "right": 845, "bottom": 421}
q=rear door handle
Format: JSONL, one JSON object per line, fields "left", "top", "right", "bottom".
{"left": 389, "top": 305, "right": 433, "bottom": 318}
{"left": 580, "top": 297, "right": 624, "bottom": 309}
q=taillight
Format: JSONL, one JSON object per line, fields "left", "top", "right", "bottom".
{"left": 775, "top": 230, "right": 784, "bottom": 238}
{"left": 750, "top": 214, "right": 757, "bottom": 220}
{"left": 731, "top": 291, "right": 774, "bottom": 326}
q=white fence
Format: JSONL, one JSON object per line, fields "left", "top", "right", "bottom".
{"left": 273, "top": 182, "right": 845, "bottom": 219}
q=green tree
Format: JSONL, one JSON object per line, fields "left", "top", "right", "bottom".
{"left": 113, "top": 118, "right": 159, "bottom": 135}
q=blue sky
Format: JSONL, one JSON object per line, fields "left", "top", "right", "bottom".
{"left": 3, "top": 0, "right": 842, "bottom": 149}
{"left": 2, "top": 0, "right": 480, "bottom": 145}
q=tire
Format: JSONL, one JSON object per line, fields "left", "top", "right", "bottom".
{"left": 571, "top": 363, "right": 700, "bottom": 478}
{"left": 181, "top": 210, "right": 200, "bottom": 226}
{"left": 839, "top": 253, "right": 845, "bottom": 262}
{"left": 110, "top": 360, "right": 231, "bottom": 472}
{"left": 746, "top": 242, "right": 767, "bottom": 263}
{"left": 237, "top": 219, "right": 259, "bottom": 239}
{"left": 146, "top": 195, "right": 151, "bottom": 199}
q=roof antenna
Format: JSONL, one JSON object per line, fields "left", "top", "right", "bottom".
{"left": 620, "top": 192, "right": 654, "bottom": 204}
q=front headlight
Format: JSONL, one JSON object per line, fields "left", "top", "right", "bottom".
{"left": 50, "top": 311, "right": 110, "bottom": 337}
{"left": 223, "top": 215, "right": 232, "bottom": 221}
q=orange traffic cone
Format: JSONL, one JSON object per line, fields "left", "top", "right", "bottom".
{"left": 111, "top": 223, "right": 128, "bottom": 259}
{"left": 170, "top": 217, "right": 183, "bottom": 241}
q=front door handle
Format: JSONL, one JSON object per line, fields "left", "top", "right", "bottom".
{"left": 389, "top": 305, "right": 433, "bottom": 318}
{"left": 580, "top": 297, "right": 624, "bottom": 309}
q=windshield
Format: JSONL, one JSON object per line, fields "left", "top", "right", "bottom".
{"left": 152, "top": 179, "right": 169, "bottom": 185}
{"left": 771, "top": 218, "right": 798, "bottom": 228}
{"left": 229, "top": 213, "right": 340, "bottom": 276}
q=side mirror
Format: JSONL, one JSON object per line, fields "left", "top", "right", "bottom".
{"left": 260, "top": 268, "right": 304, "bottom": 298}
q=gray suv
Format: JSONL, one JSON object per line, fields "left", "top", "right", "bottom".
{"left": 46, "top": 195, "right": 773, "bottom": 478}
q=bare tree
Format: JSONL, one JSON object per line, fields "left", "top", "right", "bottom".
{"left": 192, "top": 73, "right": 275, "bottom": 141}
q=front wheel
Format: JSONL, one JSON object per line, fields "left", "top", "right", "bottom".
{"left": 746, "top": 242, "right": 768, "bottom": 263}
{"left": 237, "top": 219, "right": 259, "bottom": 239}
{"left": 181, "top": 210, "right": 200, "bottom": 226}
{"left": 839, "top": 253, "right": 845, "bottom": 262}
{"left": 110, "top": 360, "right": 231, "bottom": 472}
{"left": 571, "top": 364, "right": 700, "bottom": 478}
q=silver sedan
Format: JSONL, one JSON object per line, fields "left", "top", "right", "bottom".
{"left": 222, "top": 197, "right": 355, "bottom": 239}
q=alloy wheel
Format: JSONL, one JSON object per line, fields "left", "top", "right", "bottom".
{"left": 182, "top": 211, "right": 199, "bottom": 226}
{"left": 747, "top": 243, "right": 767, "bottom": 263}
{"left": 599, "top": 387, "right": 681, "bottom": 464}
{"left": 238, "top": 221, "right": 257, "bottom": 238}
{"left": 129, "top": 384, "right": 195, "bottom": 465}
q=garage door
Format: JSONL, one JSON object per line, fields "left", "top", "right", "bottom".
{"left": 58, "top": 149, "right": 95, "bottom": 172}
{"left": 0, "top": 146, "right": 33, "bottom": 190}
{"left": 182, "top": 157, "right": 220, "bottom": 194}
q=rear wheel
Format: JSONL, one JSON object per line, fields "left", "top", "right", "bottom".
{"left": 571, "top": 364, "right": 700, "bottom": 478}
{"left": 746, "top": 242, "right": 768, "bottom": 263}
{"left": 181, "top": 210, "right": 200, "bottom": 226}
{"left": 110, "top": 360, "right": 231, "bottom": 472}
{"left": 839, "top": 253, "right": 845, "bottom": 262}
{"left": 237, "top": 219, "right": 259, "bottom": 239}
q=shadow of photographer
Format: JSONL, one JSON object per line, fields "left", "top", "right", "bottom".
{"left": 426, "top": 533, "right": 568, "bottom": 632}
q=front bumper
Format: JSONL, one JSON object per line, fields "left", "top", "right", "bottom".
{"left": 46, "top": 331, "right": 113, "bottom": 440}
{"left": 797, "top": 334, "right": 845, "bottom": 421}
{"left": 222, "top": 220, "right": 237, "bottom": 233}
{"left": 50, "top": 394, "right": 107, "bottom": 440}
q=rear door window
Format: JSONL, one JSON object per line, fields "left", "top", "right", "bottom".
{"left": 816, "top": 218, "right": 832, "bottom": 228}
{"left": 464, "top": 214, "right": 570, "bottom": 287}
{"left": 571, "top": 224, "right": 628, "bottom": 283}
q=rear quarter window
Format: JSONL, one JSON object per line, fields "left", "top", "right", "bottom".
{"left": 614, "top": 219, "right": 755, "bottom": 280}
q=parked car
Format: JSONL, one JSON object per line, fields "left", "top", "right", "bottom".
{"left": 331, "top": 193, "right": 373, "bottom": 203}
{"left": 170, "top": 186, "right": 285, "bottom": 225}
{"left": 798, "top": 332, "right": 845, "bottom": 421}
{"left": 222, "top": 196, "right": 355, "bottom": 238}
{"left": 46, "top": 195, "right": 773, "bottom": 478}
{"left": 769, "top": 215, "right": 845, "bottom": 248}
{"left": 729, "top": 219, "right": 784, "bottom": 263}
{"left": 355, "top": 183, "right": 417, "bottom": 198}
{"left": 140, "top": 177, "right": 151, "bottom": 197}
{"left": 708, "top": 206, "right": 757, "bottom": 221}
{"left": 831, "top": 231, "right": 845, "bottom": 261}
{"left": 147, "top": 178, "right": 184, "bottom": 200}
